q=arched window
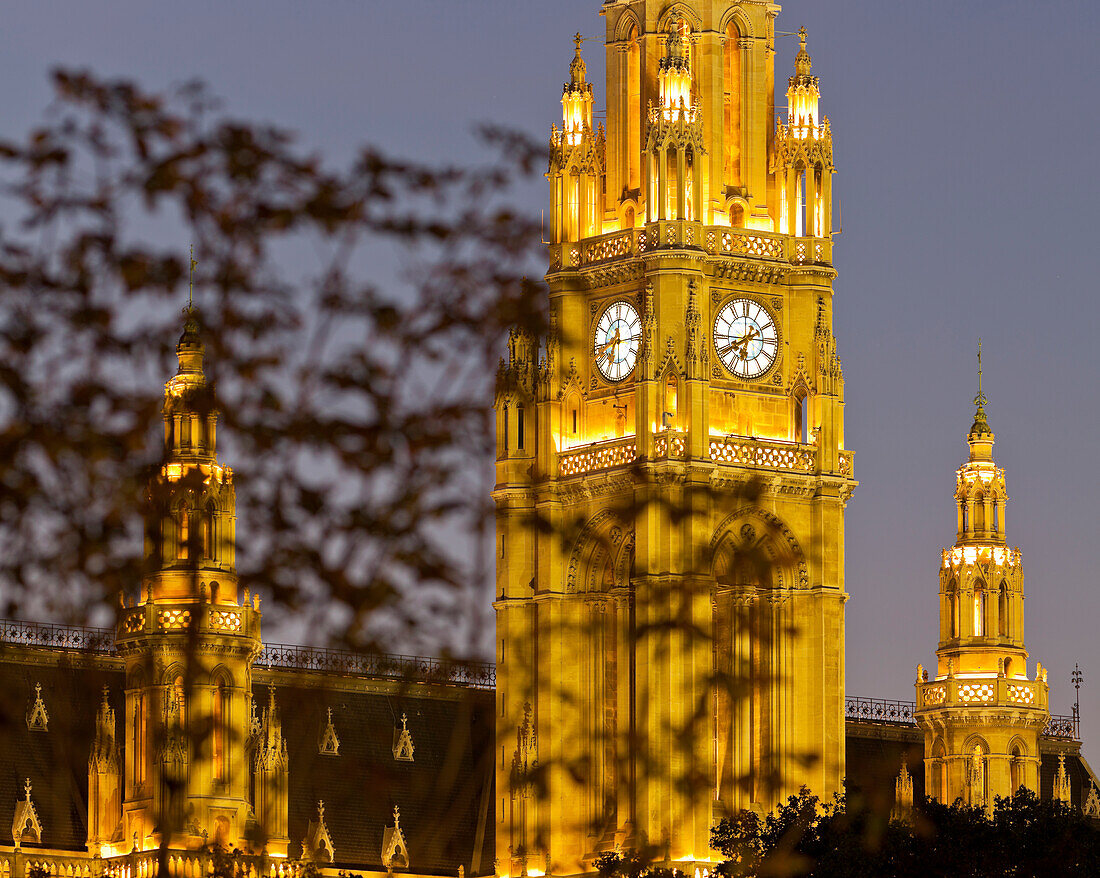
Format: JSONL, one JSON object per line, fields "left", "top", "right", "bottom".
{"left": 999, "top": 584, "right": 1008, "bottom": 637}
{"left": 517, "top": 406, "right": 525, "bottom": 450}
{"left": 664, "top": 374, "right": 678, "bottom": 427}
{"left": 203, "top": 501, "right": 215, "bottom": 560}
{"left": 177, "top": 504, "right": 190, "bottom": 560}
{"left": 213, "top": 678, "right": 230, "bottom": 783}
{"left": 965, "top": 740, "right": 989, "bottom": 807}
{"left": 172, "top": 675, "right": 186, "bottom": 728}
{"left": 932, "top": 739, "right": 947, "bottom": 802}
{"left": 973, "top": 584, "right": 985, "bottom": 637}
{"left": 722, "top": 22, "right": 742, "bottom": 189}
{"left": 502, "top": 406, "right": 509, "bottom": 452}
{"left": 133, "top": 688, "right": 147, "bottom": 787}
{"left": 627, "top": 26, "right": 641, "bottom": 192}
{"left": 1004, "top": 657, "right": 1014, "bottom": 678}
{"left": 947, "top": 581, "right": 959, "bottom": 638}
{"left": 1010, "top": 745, "right": 1023, "bottom": 796}
{"left": 794, "top": 390, "right": 808, "bottom": 444}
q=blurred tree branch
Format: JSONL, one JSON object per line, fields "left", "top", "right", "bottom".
{"left": 0, "top": 69, "right": 546, "bottom": 654}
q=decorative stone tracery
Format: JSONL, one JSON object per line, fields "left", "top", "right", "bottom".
{"left": 12, "top": 779, "right": 42, "bottom": 847}
{"left": 26, "top": 683, "right": 48, "bottom": 732}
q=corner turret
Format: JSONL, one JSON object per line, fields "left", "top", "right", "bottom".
{"left": 915, "top": 343, "right": 1049, "bottom": 809}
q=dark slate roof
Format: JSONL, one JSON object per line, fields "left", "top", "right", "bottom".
{"left": 845, "top": 719, "right": 925, "bottom": 814}
{"left": 0, "top": 646, "right": 494, "bottom": 874}
{"left": 0, "top": 648, "right": 124, "bottom": 852}
{"left": 259, "top": 673, "right": 494, "bottom": 875}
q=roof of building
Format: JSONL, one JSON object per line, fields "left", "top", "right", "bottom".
{"left": 0, "top": 640, "right": 494, "bottom": 875}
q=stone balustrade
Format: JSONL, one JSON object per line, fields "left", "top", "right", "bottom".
{"left": 558, "top": 436, "right": 638, "bottom": 476}
{"left": 557, "top": 433, "right": 852, "bottom": 479}
{"left": 550, "top": 223, "right": 832, "bottom": 271}
{"left": 917, "top": 676, "right": 1048, "bottom": 712}
{"left": 116, "top": 602, "right": 261, "bottom": 642}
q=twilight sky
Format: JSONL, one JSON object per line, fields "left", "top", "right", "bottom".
{"left": 3, "top": 1, "right": 1099, "bottom": 763}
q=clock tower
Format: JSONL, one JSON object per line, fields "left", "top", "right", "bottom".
{"left": 494, "top": 4, "right": 855, "bottom": 874}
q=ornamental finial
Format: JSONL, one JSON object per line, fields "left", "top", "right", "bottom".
{"left": 795, "top": 26, "right": 812, "bottom": 77}
{"left": 569, "top": 33, "right": 587, "bottom": 88}
{"left": 187, "top": 243, "right": 196, "bottom": 312}
{"left": 970, "top": 338, "right": 990, "bottom": 435}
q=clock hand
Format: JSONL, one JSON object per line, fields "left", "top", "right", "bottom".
{"left": 736, "top": 327, "right": 759, "bottom": 359}
{"left": 597, "top": 329, "right": 620, "bottom": 357}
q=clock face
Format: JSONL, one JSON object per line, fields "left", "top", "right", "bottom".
{"left": 593, "top": 301, "right": 642, "bottom": 381}
{"left": 714, "top": 298, "right": 779, "bottom": 379}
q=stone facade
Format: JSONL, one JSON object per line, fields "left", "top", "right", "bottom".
{"left": 494, "top": 3, "right": 854, "bottom": 874}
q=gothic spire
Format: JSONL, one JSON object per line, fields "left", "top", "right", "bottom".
{"left": 795, "top": 26, "right": 812, "bottom": 78}
{"left": 970, "top": 338, "right": 991, "bottom": 437}
{"left": 568, "top": 33, "right": 587, "bottom": 90}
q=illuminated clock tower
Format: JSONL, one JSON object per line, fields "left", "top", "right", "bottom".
{"left": 914, "top": 353, "right": 1049, "bottom": 808}
{"left": 494, "top": 3, "right": 855, "bottom": 874}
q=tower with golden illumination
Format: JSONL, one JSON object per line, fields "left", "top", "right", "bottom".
{"left": 495, "top": 3, "right": 854, "bottom": 874}
{"left": 914, "top": 352, "right": 1049, "bottom": 808}
{"left": 111, "top": 312, "right": 278, "bottom": 853}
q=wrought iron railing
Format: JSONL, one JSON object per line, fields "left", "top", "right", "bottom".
{"left": 0, "top": 618, "right": 115, "bottom": 654}
{"left": 847, "top": 694, "right": 1080, "bottom": 741}
{"left": 255, "top": 641, "right": 495, "bottom": 690}
{"left": 1044, "top": 714, "right": 1079, "bottom": 740}
{"left": 845, "top": 696, "right": 916, "bottom": 725}
{"left": 0, "top": 618, "right": 494, "bottom": 690}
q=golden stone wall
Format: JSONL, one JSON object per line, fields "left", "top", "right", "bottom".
{"left": 495, "top": 3, "right": 854, "bottom": 873}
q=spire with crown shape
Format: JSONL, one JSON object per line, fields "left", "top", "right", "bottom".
{"left": 795, "top": 26, "right": 812, "bottom": 77}
{"left": 658, "top": 19, "right": 693, "bottom": 118}
{"left": 568, "top": 32, "right": 587, "bottom": 90}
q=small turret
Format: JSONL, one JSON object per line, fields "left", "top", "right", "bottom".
{"left": 773, "top": 28, "right": 834, "bottom": 238}
{"left": 88, "top": 687, "right": 122, "bottom": 855}
{"left": 643, "top": 19, "right": 704, "bottom": 223}
{"left": 117, "top": 272, "right": 261, "bottom": 852}
{"left": 549, "top": 35, "right": 605, "bottom": 243}
{"left": 658, "top": 22, "right": 692, "bottom": 120}
{"left": 915, "top": 343, "right": 1049, "bottom": 809}
{"left": 561, "top": 33, "right": 593, "bottom": 140}
{"left": 254, "top": 689, "right": 290, "bottom": 855}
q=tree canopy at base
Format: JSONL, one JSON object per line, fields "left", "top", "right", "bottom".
{"left": 595, "top": 788, "right": 1100, "bottom": 878}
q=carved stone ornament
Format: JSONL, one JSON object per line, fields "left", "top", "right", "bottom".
{"left": 318, "top": 707, "right": 340, "bottom": 756}
{"left": 1084, "top": 782, "right": 1100, "bottom": 817}
{"left": 382, "top": 805, "right": 410, "bottom": 870}
{"left": 392, "top": 713, "right": 415, "bottom": 762}
{"left": 302, "top": 799, "right": 335, "bottom": 863}
{"left": 26, "top": 683, "right": 48, "bottom": 732}
{"left": 12, "top": 779, "right": 42, "bottom": 847}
